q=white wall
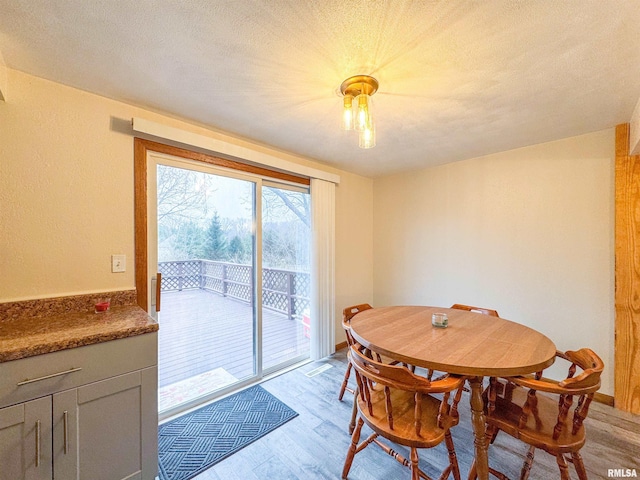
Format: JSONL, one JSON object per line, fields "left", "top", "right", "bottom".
{"left": 373, "top": 130, "right": 615, "bottom": 394}
{"left": 0, "top": 69, "right": 373, "bottom": 342}
{"left": 335, "top": 172, "right": 374, "bottom": 333}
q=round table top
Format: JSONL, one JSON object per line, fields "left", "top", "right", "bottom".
{"left": 349, "top": 306, "right": 557, "bottom": 377}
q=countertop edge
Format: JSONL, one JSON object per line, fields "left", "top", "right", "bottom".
{"left": 0, "top": 301, "right": 159, "bottom": 364}
{"left": 0, "top": 324, "right": 159, "bottom": 363}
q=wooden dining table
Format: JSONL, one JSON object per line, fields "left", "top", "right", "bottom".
{"left": 348, "top": 305, "right": 557, "bottom": 480}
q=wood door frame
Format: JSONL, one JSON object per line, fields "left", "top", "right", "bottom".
{"left": 614, "top": 123, "right": 640, "bottom": 414}
{"left": 133, "top": 137, "right": 309, "bottom": 311}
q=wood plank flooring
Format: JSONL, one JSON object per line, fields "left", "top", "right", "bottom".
{"left": 158, "top": 289, "right": 309, "bottom": 389}
{"left": 184, "top": 348, "right": 640, "bottom": 480}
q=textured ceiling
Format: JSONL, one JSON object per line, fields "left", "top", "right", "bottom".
{"left": 1, "top": 0, "right": 639, "bottom": 177}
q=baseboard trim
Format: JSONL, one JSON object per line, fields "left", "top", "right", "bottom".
{"left": 335, "top": 341, "right": 347, "bottom": 351}
{"left": 595, "top": 392, "right": 614, "bottom": 406}
{"left": 538, "top": 375, "right": 614, "bottom": 407}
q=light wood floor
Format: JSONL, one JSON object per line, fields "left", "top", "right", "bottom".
{"left": 187, "top": 348, "right": 640, "bottom": 480}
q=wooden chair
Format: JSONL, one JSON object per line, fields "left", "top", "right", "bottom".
{"left": 341, "top": 304, "right": 414, "bottom": 434}
{"left": 343, "top": 345, "right": 465, "bottom": 480}
{"left": 470, "top": 348, "right": 604, "bottom": 480}
{"left": 450, "top": 303, "right": 499, "bottom": 317}
{"left": 338, "top": 304, "right": 373, "bottom": 401}
{"left": 433, "top": 304, "right": 499, "bottom": 387}
{"left": 341, "top": 304, "right": 403, "bottom": 434}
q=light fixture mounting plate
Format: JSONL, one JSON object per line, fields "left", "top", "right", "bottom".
{"left": 340, "top": 75, "right": 379, "bottom": 97}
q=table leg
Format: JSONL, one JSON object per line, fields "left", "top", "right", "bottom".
{"left": 468, "top": 376, "right": 489, "bottom": 480}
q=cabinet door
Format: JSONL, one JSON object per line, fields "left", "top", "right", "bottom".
{"left": 53, "top": 367, "right": 158, "bottom": 480}
{"left": 0, "top": 396, "right": 52, "bottom": 480}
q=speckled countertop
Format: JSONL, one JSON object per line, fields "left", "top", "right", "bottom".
{"left": 0, "top": 291, "right": 158, "bottom": 363}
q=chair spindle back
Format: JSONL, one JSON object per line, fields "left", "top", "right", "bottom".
{"left": 342, "top": 304, "right": 372, "bottom": 348}
{"left": 450, "top": 303, "right": 499, "bottom": 317}
{"left": 349, "top": 345, "right": 464, "bottom": 437}
{"left": 491, "top": 348, "right": 603, "bottom": 441}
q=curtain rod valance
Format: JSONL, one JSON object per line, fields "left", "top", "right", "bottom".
{"left": 132, "top": 117, "right": 340, "bottom": 185}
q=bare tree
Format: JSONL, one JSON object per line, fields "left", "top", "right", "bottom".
{"left": 263, "top": 187, "right": 310, "bottom": 228}
{"left": 157, "top": 165, "right": 211, "bottom": 228}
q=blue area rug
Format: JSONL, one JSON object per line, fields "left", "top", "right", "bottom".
{"left": 158, "top": 385, "right": 298, "bottom": 480}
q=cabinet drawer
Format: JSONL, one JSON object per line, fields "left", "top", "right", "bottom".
{"left": 0, "top": 333, "right": 157, "bottom": 409}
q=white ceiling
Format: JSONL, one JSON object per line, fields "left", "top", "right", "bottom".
{"left": 1, "top": 1, "right": 639, "bottom": 177}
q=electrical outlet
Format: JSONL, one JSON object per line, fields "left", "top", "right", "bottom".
{"left": 111, "top": 254, "right": 126, "bottom": 273}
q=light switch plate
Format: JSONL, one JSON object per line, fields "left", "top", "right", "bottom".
{"left": 111, "top": 254, "right": 126, "bottom": 273}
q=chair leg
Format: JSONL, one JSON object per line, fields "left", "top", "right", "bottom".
{"left": 444, "top": 430, "right": 461, "bottom": 480}
{"left": 339, "top": 363, "right": 353, "bottom": 401}
{"left": 342, "top": 417, "right": 364, "bottom": 479}
{"left": 410, "top": 447, "right": 420, "bottom": 480}
{"left": 348, "top": 391, "right": 358, "bottom": 434}
{"left": 519, "top": 446, "right": 535, "bottom": 480}
{"left": 556, "top": 453, "right": 571, "bottom": 480}
{"left": 487, "top": 425, "right": 499, "bottom": 445}
{"left": 572, "top": 452, "right": 589, "bottom": 480}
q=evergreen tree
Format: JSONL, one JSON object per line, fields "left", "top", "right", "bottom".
{"left": 204, "top": 213, "right": 227, "bottom": 260}
{"left": 228, "top": 235, "right": 246, "bottom": 263}
{"left": 173, "top": 221, "right": 206, "bottom": 259}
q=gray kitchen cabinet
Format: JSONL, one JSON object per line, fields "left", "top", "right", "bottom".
{"left": 0, "top": 333, "right": 158, "bottom": 480}
{"left": 0, "top": 396, "right": 52, "bottom": 480}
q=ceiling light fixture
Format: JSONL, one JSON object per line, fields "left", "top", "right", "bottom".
{"left": 340, "top": 75, "right": 378, "bottom": 149}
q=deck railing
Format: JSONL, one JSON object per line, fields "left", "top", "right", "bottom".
{"left": 158, "top": 260, "right": 310, "bottom": 319}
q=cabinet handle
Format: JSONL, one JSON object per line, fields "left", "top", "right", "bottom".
{"left": 35, "top": 420, "right": 41, "bottom": 467}
{"left": 17, "top": 367, "right": 82, "bottom": 386}
{"left": 156, "top": 272, "right": 162, "bottom": 312}
{"left": 63, "top": 410, "right": 69, "bottom": 454}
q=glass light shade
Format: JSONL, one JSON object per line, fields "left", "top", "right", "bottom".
{"left": 359, "top": 123, "right": 376, "bottom": 149}
{"left": 342, "top": 95, "right": 354, "bottom": 130}
{"left": 355, "top": 93, "right": 372, "bottom": 132}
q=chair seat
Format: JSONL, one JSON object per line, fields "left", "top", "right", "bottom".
{"left": 358, "top": 385, "right": 457, "bottom": 448}
{"left": 486, "top": 385, "right": 586, "bottom": 453}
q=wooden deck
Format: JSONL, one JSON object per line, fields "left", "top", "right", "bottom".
{"left": 158, "top": 289, "right": 309, "bottom": 390}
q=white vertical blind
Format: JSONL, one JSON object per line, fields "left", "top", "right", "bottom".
{"left": 310, "top": 178, "right": 336, "bottom": 359}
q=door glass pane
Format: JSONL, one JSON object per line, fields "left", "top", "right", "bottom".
{"left": 262, "top": 185, "right": 311, "bottom": 370}
{"left": 156, "top": 164, "right": 256, "bottom": 414}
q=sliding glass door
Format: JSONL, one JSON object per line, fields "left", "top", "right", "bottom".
{"left": 147, "top": 153, "right": 310, "bottom": 417}
{"left": 261, "top": 183, "right": 311, "bottom": 372}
